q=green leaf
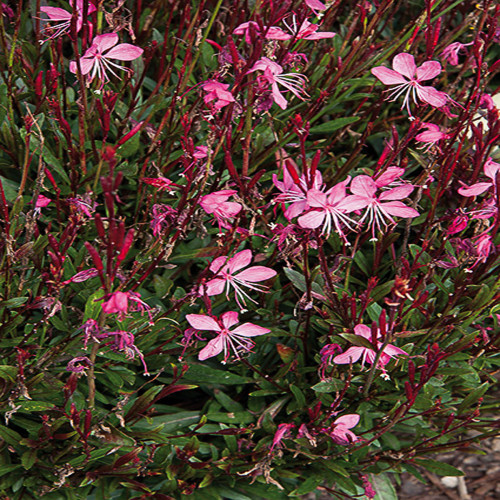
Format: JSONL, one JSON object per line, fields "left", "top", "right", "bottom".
{"left": 181, "top": 364, "right": 251, "bottom": 385}
{"left": 310, "top": 117, "right": 360, "bottom": 134}
{"left": 321, "top": 460, "right": 349, "bottom": 477}
{"left": 16, "top": 400, "right": 55, "bottom": 412}
{"left": 370, "top": 473, "right": 398, "bottom": 500}
{"left": 42, "top": 147, "right": 70, "bottom": 184}
{"left": 0, "top": 425, "right": 22, "bottom": 446}
{"left": 148, "top": 411, "right": 201, "bottom": 433}
{"left": 284, "top": 267, "right": 307, "bottom": 293}
{"left": 0, "top": 365, "right": 17, "bottom": 382}
{"left": 457, "top": 381, "right": 489, "bottom": 414}
{"left": 213, "top": 389, "right": 244, "bottom": 412}
{"left": 311, "top": 379, "right": 344, "bottom": 393}
{"left": 289, "top": 384, "right": 306, "bottom": 408}
{"left": 83, "top": 289, "right": 104, "bottom": 322}
{"left": 291, "top": 473, "right": 323, "bottom": 495}
{"left": 21, "top": 450, "right": 37, "bottom": 470}
{"left": 117, "top": 130, "right": 140, "bottom": 158}
{"left": 414, "top": 459, "right": 464, "bottom": 476}
{"left": 206, "top": 412, "right": 254, "bottom": 424}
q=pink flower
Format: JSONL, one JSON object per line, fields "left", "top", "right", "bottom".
{"left": 101, "top": 291, "right": 151, "bottom": 320}
{"left": 332, "top": 324, "right": 407, "bottom": 370}
{"left": 270, "top": 423, "right": 295, "bottom": 451}
{"left": 69, "top": 33, "right": 143, "bottom": 84}
{"left": 108, "top": 330, "right": 149, "bottom": 375}
{"left": 233, "top": 21, "right": 290, "bottom": 44}
{"left": 150, "top": 204, "right": 177, "bottom": 236}
{"left": 297, "top": 178, "right": 359, "bottom": 241}
{"left": 305, "top": 0, "right": 327, "bottom": 11}
{"left": 273, "top": 161, "right": 324, "bottom": 219}
{"left": 248, "top": 57, "right": 308, "bottom": 110}
{"left": 186, "top": 311, "right": 270, "bottom": 362}
{"left": 204, "top": 249, "right": 276, "bottom": 307}
{"left": 371, "top": 53, "right": 448, "bottom": 116}
{"left": 201, "top": 80, "right": 235, "bottom": 110}
{"left": 39, "top": 0, "right": 96, "bottom": 41}
{"left": 458, "top": 157, "right": 500, "bottom": 197}
{"left": 66, "top": 356, "right": 92, "bottom": 373}
{"left": 35, "top": 194, "right": 52, "bottom": 208}
{"left": 142, "top": 177, "right": 178, "bottom": 193}
{"left": 415, "top": 122, "right": 449, "bottom": 151}
{"left": 343, "top": 175, "right": 419, "bottom": 239}
{"left": 327, "top": 414, "right": 360, "bottom": 445}
{"left": 265, "top": 17, "right": 335, "bottom": 41}
{"left": 199, "top": 190, "right": 242, "bottom": 231}
{"left": 441, "top": 42, "right": 472, "bottom": 66}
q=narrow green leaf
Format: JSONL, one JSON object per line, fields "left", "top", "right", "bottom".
{"left": 457, "top": 381, "right": 489, "bottom": 414}
{"left": 311, "top": 379, "right": 344, "bottom": 393}
{"left": 310, "top": 117, "right": 360, "bottom": 134}
{"left": 414, "top": 459, "right": 464, "bottom": 476}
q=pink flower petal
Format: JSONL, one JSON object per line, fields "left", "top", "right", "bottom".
{"left": 458, "top": 182, "right": 492, "bottom": 197}
{"left": 236, "top": 266, "right": 277, "bottom": 282}
{"left": 93, "top": 33, "right": 119, "bottom": 52}
{"left": 371, "top": 67, "right": 408, "bottom": 85}
{"left": 338, "top": 195, "right": 368, "bottom": 212}
{"left": 40, "top": 7, "right": 71, "bottom": 20}
{"left": 232, "top": 323, "right": 270, "bottom": 337}
{"left": 350, "top": 175, "right": 377, "bottom": 199}
{"left": 333, "top": 347, "right": 364, "bottom": 364}
{"left": 209, "top": 256, "right": 228, "bottom": 274}
{"left": 307, "top": 189, "right": 328, "bottom": 208}
{"left": 298, "top": 210, "right": 325, "bottom": 229}
{"left": 199, "top": 336, "right": 225, "bottom": 360}
{"left": 105, "top": 43, "right": 144, "bottom": 61}
{"left": 204, "top": 278, "right": 226, "bottom": 296}
{"left": 416, "top": 86, "right": 448, "bottom": 107}
{"left": 379, "top": 185, "right": 414, "bottom": 201}
{"left": 221, "top": 311, "right": 239, "bottom": 329}
{"left": 186, "top": 314, "right": 221, "bottom": 331}
{"left": 416, "top": 60, "right": 442, "bottom": 81}
{"left": 227, "top": 249, "right": 253, "bottom": 274}
{"left": 334, "top": 414, "right": 360, "bottom": 429}
{"left": 375, "top": 167, "right": 404, "bottom": 187}
{"left": 354, "top": 324, "right": 372, "bottom": 339}
{"left": 381, "top": 201, "right": 419, "bottom": 218}
{"left": 392, "top": 53, "right": 417, "bottom": 79}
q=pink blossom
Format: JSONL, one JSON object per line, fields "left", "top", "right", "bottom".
{"left": 199, "top": 190, "right": 242, "bottom": 231}
{"left": 101, "top": 291, "right": 151, "bottom": 320}
{"left": 204, "top": 249, "right": 276, "bottom": 308}
{"left": 142, "top": 177, "right": 178, "bottom": 193}
{"left": 35, "top": 194, "right": 52, "bottom": 208}
{"left": 150, "top": 204, "right": 177, "bottom": 236}
{"left": 270, "top": 423, "right": 295, "bottom": 451}
{"left": 332, "top": 324, "right": 407, "bottom": 371}
{"left": 305, "top": 0, "right": 327, "bottom": 11}
{"left": 441, "top": 42, "right": 472, "bottom": 66}
{"left": 248, "top": 57, "right": 308, "bottom": 110}
{"left": 201, "top": 80, "right": 235, "bottom": 110}
{"left": 233, "top": 21, "right": 290, "bottom": 44}
{"left": 297, "top": 178, "right": 359, "bottom": 241}
{"left": 108, "top": 330, "right": 149, "bottom": 375}
{"left": 39, "top": 0, "right": 96, "bottom": 41}
{"left": 371, "top": 53, "right": 448, "bottom": 116}
{"left": 458, "top": 157, "right": 500, "bottom": 197}
{"left": 327, "top": 414, "right": 360, "bottom": 445}
{"left": 186, "top": 311, "right": 270, "bottom": 362}
{"left": 343, "top": 175, "right": 419, "bottom": 239}
{"left": 273, "top": 162, "right": 324, "bottom": 219}
{"left": 415, "top": 122, "right": 449, "bottom": 151}
{"left": 447, "top": 214, "right": 468, "bottom": 235}
{"left": 68, "top": 195, "right": 96, "bottom": 217}
{"left": 266, "top": 17, "right": 335, "bottom": 41}
{"left": 66, "top": 356, "right": 92, "bottom": 373}
{"left": 69, "top": 33, "right": 143, "bottom": 84}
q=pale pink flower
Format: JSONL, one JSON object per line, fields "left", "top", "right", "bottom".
{"left": 332, "top": 324, "right": 407, "bottom": 370}
{"left": 458, "top": 157, "right": 500, "bottom": 197}
{"left": 470, "top": 233, "right": 494, "bottom": 269}
{"left": 298, "top": 178, "right": 359, "bottom": 241}
{"left": 371, "top": 53, "right": 448, "bottom": 116}
{"left": 199, "top": 190, "right": 242, "bottom": 231}
{"left": 266, "top": 16, "right": 335, "bottom": 41}
{"left": 415, "top": 122, "right": 449, "bottom": 151}
{"left": 39, "top": 0, "right": 96, "bottom": 41}
{"left": 101, "top": 291, "right": 151, "bottom": 320}
{"left": 201, "top": 80, "right": 235, "bottom": 110}
{"left": 248, "top": 57, "right": 308, "bottom": 110}
{"left": 204, "top": 249, "right": 276, "bottom": 308}
{"left": 343, "top": 175, "right": 419, "bottom": 239}
{"left": 233, "top": 21, "right": 289, "bottom": 44}
{"left": 273, "top": 162, "right": 324, "bottom": 219}
{"left": 69, "top": 33, "right": 143, "bottom": 84}
{"left": 441, "top": 42, "right": 472, "bottom": 66}
{"left": 327, "top": 414, "right": 360, "bottom": 445}
{"left": 305, "top": 0, "right": 327, "bottom": 11}
{"left": 186, "top": 311, "right": 270, "bottom": 362}
{"left": 35, "top": 194, "right": 52, "bottom": 208}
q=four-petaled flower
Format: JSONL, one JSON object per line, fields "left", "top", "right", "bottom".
{"left": 39, "top": 0, "right": 96, "bottom": 41}
{"left": 343, "top": 175, "right": 419, "bottom": 240}
{"left": 248, "top": 57, "right": 308, "bottom": 110}
{"left": 332, "top": 324, "right": 407, "bottom": 371}
{"left": 458, "top": 157, "right": 500, "bottom": 197}
{"left": 199, "top": 189, "right": 242, "bottom": 232}
{"left": 441, "top": 42, "right": 472, "bottom": 66}
{"left": 298, "top": 177, "right": 358, "bottom": 241}
{"left": 327, "top": 414, "right": 360, "bottom": 445}
{"left": 201, "top": 80, "right": 235, "bottom": 110}
{"left": 69, "top": 33, "right": 143, "bottom": 85}
{"left": 415, "top": 122, "right": 449, "bottom": 151}
{"left": 371, "top": 53, "right": 448, "bottom": 116}
{"left": 186, "top": 311, "right": 270, "bottom": 362}
{"left": 204, "top": 249, "right": 276, "bottom": 308}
